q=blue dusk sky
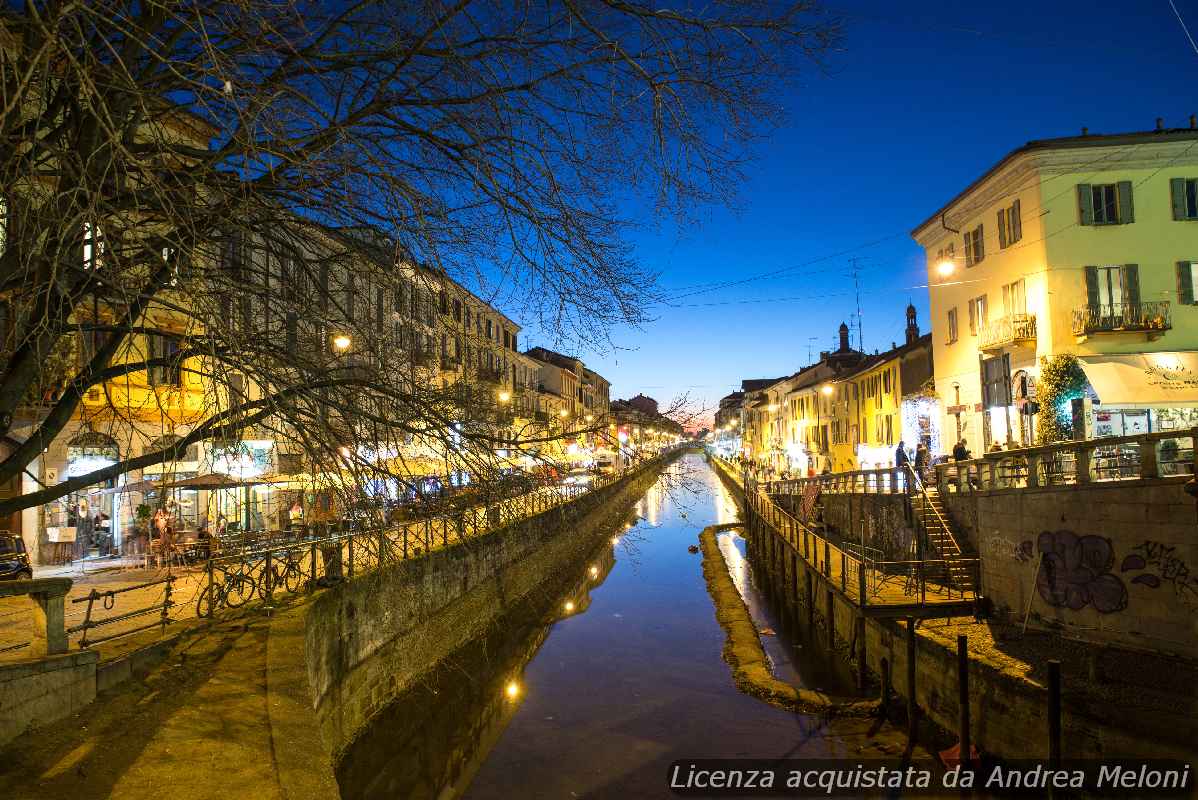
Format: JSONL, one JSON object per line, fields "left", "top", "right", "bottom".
{"left": 555, "top": 0, "right": 1198, "bottom": 425}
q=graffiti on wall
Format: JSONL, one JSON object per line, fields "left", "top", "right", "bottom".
{"left": 1120, "top": 541, "right": 1198, "bottom": 608}
{"left": 986, "top": 536, "right": 1033, "bottom": 563}
{"left": 1034, "top": 530, "right": 1128, "bottom": 614}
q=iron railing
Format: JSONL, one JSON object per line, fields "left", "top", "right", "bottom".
{"left": 1071, "top": 301, "right": 1171, "bottom": 336}
{"left": 979, "top": 313, "right": 1036, "bottom": 350}
{"left": 68, "top": 575, "right": 176, "bottom": 648}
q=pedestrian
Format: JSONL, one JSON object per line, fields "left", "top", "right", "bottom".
{"left": 952, "top": 438, "right": 970, "bottom": 462}
{"left": 989, "top": 441, "right": 1003, "bottom": 453}
{"left": 914, "top": 442, "right": 929, "bottom": 477}
{"left": 895, "top": 440, "right": 910, "bottom": 468}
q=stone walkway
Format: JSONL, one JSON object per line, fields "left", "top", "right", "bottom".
{"left": 0, "top": 563, "right": 208, "bottom": 662}
{"left": 0, "top": 597, "right": 335, "bottom": 800}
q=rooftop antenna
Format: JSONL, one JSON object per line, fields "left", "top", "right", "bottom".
{"left": 849, "top": 257, "right": 865, "bottom": 352}
{"left": 806, "top": 336, "right": 818, "bottom": 364}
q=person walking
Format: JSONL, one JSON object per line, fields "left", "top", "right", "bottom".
{"left": 914, "top": 441, "right": 929, "bottom": 483}
{"left": 895, "top": 440, "right": 910, "bottom": 468}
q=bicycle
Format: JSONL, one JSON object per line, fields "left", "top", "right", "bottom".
{"left": 257, "top": 547, "right": 308, "bottom": 598}
{"left": 195, "top": 563, "right": 257, "bottom": 618}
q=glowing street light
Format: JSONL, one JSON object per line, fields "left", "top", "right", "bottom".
{"left": 585, "top": 414, "right": 594, "bottom": 423}
{"left": 821, "top": 384, "right": 834, "bottom": 396}
{"left": 558, "top": 408, "right": 569, "bottom": 418}
{"left": 505, "top": 681, "right": 520, "bottom": 699}
{"left": 936, "top": 259, "right": 956, "bottom": 278}
{"left": 332, "top": 333, "right": 352, "bottom": 351}
{"left": 498, "top": 391, "right": 511, "bottom": 403}
{"left": 564, "top": 601, "right": 575, "bottom": 612}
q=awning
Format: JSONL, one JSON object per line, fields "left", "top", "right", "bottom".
{"left": 1078, "top": 352, "right": 1198, "bottom": 405}
{"left": 157, "top": 473, "right": 270, "bottom": 490}
{"left": 89, "top": 479, "right": 159, "bottom": 496}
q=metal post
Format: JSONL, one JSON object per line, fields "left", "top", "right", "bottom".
{"left": 906, "top": 616, "right": 917, "bottom": 743}
{"left": 264, "top": 549, "right": 273, "bottom": 601}
{"left": 347, "top": 534, "right": 354, "bottom": 578}
{"left": 205, "top": 557, "right": 215, "bottom": 622}
{"left": 161, "top": 578, "right": 173, "bottom": 635}
{"left": 840, "top": 551, "right": 847, "bottom": 592}
{"left": 1047, "top": 659, "right": 1061, "bottom": 767}
{"left": 310, "top": 541, "right": 318, "bottom": 589}
{"left": 958, "top": 635, "right": 970, "bottom": 765}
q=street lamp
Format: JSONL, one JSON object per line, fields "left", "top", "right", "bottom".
{"left": 498, "top": 391, "right": 511, "bottom": 403}
{"left": 585, "top": 414, "right": 593, "bottom": 423}
{"left": 332, "top": 333, "right": 352, "bottom": 351}
{"left": 936, "top": 259, "right": 956, "bottom": 278}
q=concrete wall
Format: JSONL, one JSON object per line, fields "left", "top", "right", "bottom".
{"left": 302, "top": 455, "right": 678, "bottom": 765}
{"left": 943, "top": 477, "right": 1198, "bottom": 658}
{"left": 0, "top": 650, "right": 98, "bottom": 746}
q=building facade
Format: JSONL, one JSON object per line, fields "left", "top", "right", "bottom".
{"left": 913, "top": 125, "right": 1198, "bottom": 452}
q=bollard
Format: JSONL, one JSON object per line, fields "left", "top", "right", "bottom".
{"left": 906, "top": 617, "right": 917, "bottom": 743}
{"left": 958, "top": 635, "right": 971, "bottom": 767}
{"left": 1047, "top": 659, "right": 1061, "bottom": 767}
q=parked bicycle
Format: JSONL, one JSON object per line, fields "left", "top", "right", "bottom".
{"left": 257, "top": 547, "right": 308, "bottom": 598}
{"left": 195, "top": 563, "right": 257, "bottom": 618}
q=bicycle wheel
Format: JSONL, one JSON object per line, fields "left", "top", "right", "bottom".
{"left": 226, "top": 573, "right": 256, "bottom": 607}
{"left": 195, "top": 584, "right": 217, "bottom": 618}
{"left": 283, "top": 561, "right": 304, "bottom": 593}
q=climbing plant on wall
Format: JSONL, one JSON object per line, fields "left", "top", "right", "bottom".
{"left": 1035, "top": 354, "right": 1089, "bottom": 444}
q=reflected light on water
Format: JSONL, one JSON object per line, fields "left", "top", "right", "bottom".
{"left": 716, "top": 532, "right": 750, "bottom": 599}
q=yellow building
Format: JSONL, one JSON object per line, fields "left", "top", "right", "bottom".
{"left": 913, "top": 124, "right": 1198, "bottom": 451}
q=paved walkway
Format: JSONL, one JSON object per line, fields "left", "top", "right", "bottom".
{"left": 0, "top": 563, "right": 208, "bottom": 661}
{"left": 0, "top": 603, "right": 327, "bottom": 800}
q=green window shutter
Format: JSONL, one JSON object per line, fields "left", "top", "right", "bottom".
{"left": 1177, "top": 261, "right": 1195, "bottom": 305}
{"left": 1121, "top": 264, "right": 1140, "bottom": 307}
{"left": 1077, "top": 184, "right": 1094, "bottom": 225}
{"left": 1084, "top": 265, "right": 1099, "bottom": 308}
{"left": 997, "top": 210, "right": 1007, "bottom": 248}
{"left": 1171, "top": 178, "right": 1188, "bottom": 220}
{"left": 1011, "top": 199, "right": 1022, "bottom": 241}
{"left": 1117, "top": 180, "right": 1134, "bottom": 223}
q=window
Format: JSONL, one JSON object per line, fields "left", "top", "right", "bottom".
{"left": 394, "top": 281, "right": 405, "bottom": 314}
{"left": 997, "top": 200, "right": 1022, "bottom": 248}
{"left": 1177, "top": 261, "right": 1198, "bottom": 304}
{"left": 1085, "top": 264, "right": 1140, "bottom": 310}
{"left": 1078, "top": 182, "right": 1133, "bottom": 225}
{"left": 510, "top": 331, "right": 517, "bottom": 350}
{"left": 376, "top": 286, "right": 386, "bottom": 333}
{"left": 465, "top": 307, "right": 472, "bottom": 327}
{"left": 148, "top": 334, "right": 182, "bottom": 387}
{"left": 1001, "top": 279, "right": 1026, "bottom": 316}
{"left": 344, "top": 274, "right": 355, "bottom": 320}
{"left": 1171, "top": 178, "right": 1198, "bottom": 220}
{"left": 453, "top": 298, "right": 462, "bottom": 322}
{"left": 83, "top": 222, "right": 105, "bottom": 270}
{"left": 439, "top": 290, "right": 449, "bottom": 315}
{"left": 486, "top": 319, "right": 493, "bottom": 339}
{"left": 964, "top": 225, "right": 984, "bottom": 267}
{"left": 966, "top": 296, "right": 987, "bottom": 336}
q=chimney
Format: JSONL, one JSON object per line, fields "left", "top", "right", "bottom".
{"left": 838, "top": 322, "right": 850, "bottom": 352}
{"left": 1156, "top": 117, "right": 1165, "bottom": 131}
{"left": 1081, "top": 126, "right": 1088, "bottom": 136}
{"left": 1190, "top": 114, "right": 1196, "bottom": 130}
{"left": 820, "top": 350, "right": 830, "bottom": 361}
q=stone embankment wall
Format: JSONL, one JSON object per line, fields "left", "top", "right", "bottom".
{"left": 303, "top": 453, "right": 680, "bottom": 765}
{"left": 706, "top": 456, "right": 1196, "bottom": 762}
{"left": 0, "top": 649, "right": 98, "bottom": 746}
{"left": 941, "top": 478, "right": 1198, "bottom": 659}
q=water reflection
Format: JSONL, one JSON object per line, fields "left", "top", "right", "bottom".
{"left": 339, "top": 455, "right": 912, "bottom": 800}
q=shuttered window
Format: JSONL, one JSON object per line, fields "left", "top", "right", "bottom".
{"left": 1084, "top": 264, "right": 1139, "bottom": 309}
{"left": 997, "top": 200, "right": 1022, "bottom": 248}
{"left": 1170, "top": 178, "right": 1198, "bottom": 220}
{"left": 964, "top": 225, "right": 985, "bottom": 266}
{"left": 1177, "top": 261, "right": 1198, "bottom": 304}
{"left": 947, "top": 308, "right": 958, "bottom": 343}
{"left": 1078, "top": 182, "right": 1134, "bottom": 225}
{"left": 967, "top": 295, "right": 987, "bottom": 335}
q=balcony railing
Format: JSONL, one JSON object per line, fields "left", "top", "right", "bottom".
{"left": 476, "top": 366, "right": 503, "bottom": 384}
{"left": 979, "top": 313, "right": 1036, "bottom": 350}
{"left": 1071, "top": 301, "right": 1171, "bottom": 336}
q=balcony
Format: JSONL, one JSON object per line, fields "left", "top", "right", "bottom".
{"left": 440, "top": 354, "right": 462, "bottom": 371}
{"left": 1071, "top": 302, "right": 1171, "bottom": 337}
{"left": 979, "top": 313, "right": 1036, "bottom": 351}
{"left": 476, "top": 366, "right": 503, "bottom": 384}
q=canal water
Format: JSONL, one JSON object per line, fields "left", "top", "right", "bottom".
{"left": 339, "top": 453, "right": 913, "bottom": 799}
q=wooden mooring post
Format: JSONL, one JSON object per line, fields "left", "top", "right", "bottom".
{"left": 958, "top": 635, "right": 970, "bottom": 765}
{"left": 906, "top": 616, "right": 917, "bottom": 743}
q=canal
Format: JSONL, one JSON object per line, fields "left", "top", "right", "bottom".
{"left": 338, "top": 452, "right": 913, "bottom": 799}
